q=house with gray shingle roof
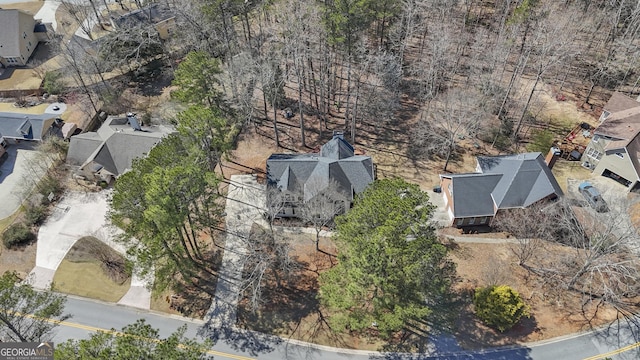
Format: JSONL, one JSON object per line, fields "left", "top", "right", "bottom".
{"left": 0, "top": 112, "right": 59, "bottom": 141}
{"left": 266, "top": 132, "right": 375, "bottom": 218}
{"left": 440, "top": 152, "right": 563, "bottom": 227}
{"left": 66, "top": 115, "right": 174, "bottom": 183}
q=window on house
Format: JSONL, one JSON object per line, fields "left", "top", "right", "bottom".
{"left": 456, "top": 219, "right": 463, "bottom": 226}
{"left": 468, "top": 217, "right": 476, "bottom": 225}
{"left": 587, "top": 147, "right": 602, "bottom": 160}
{"left": 23, "top": 32, "right": 27, "bottom": 39}
{"left": 479, "top": 217, "right": 487, "bottom": 224}
{"left": 616, "top": 152, "right": 624, "bottom": 159}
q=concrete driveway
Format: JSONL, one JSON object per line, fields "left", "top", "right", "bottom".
{"left": 29, "top": 190, "right": 152, "bottom": 309}
{"left": 34, "top": 1, "right": 62, "bottom": 31}
{"left": 0, "top": 141, "right": 46, "bottom": 220}
{"left": 567, "top": 175, "right": 639, "bottom": 249}
{"left": 428, "top": 187, "right": 452, "bottom": 228}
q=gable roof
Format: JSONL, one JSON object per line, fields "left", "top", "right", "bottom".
{"left": 267, "top": 135, "right": 374, "bottom": 202}
{"left": 67, "top": 116, "right": 174, "bottom": 176}
{"left": 443, "top": 152, "right": 563, "bottom": 218}
{"left": 603, "top": 92, "right": 640, "bottom": 114}
{"left": 113, "top": 3, "right": 175, "bottom": 28}
{"left": 0, "top": 9, "right": 35, "bottom": 58}
{"left": 0, "top": 112, "right": 56, "bottom": 140}
{"left": 595, "top": 92, "right": 640, "bottom": 141}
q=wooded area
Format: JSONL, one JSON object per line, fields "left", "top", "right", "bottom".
{"left": 56, "top": 0, "right": 640, "bottom": 160}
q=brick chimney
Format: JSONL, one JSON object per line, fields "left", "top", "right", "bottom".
{"left": 545, "top": 146, "right": 561, "bottom": 169}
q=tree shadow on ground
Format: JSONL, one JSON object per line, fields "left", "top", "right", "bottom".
{"left": 128, "top": 59, "right": 173, "bottom": 97}
{"left": 169, "top": 249, "right": 222, "bottom": 318}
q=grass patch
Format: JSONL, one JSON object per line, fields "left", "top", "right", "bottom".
{"left": 53, "top": 260, "right": 131, "bottom": 302}
{"left": 53, "top": 236, "right": 131, "bottom": 302}
{"left": 150, "top": 288, "right": 182, "bottom": 316}
{"left": 551, "top": 160, "right": 591, "bottom": 193}
{"left": 0, "top": 206, "right": 24, "bottom": 236}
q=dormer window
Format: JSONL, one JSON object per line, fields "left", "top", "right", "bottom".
{"left": 616, "top": 152, "right": 624, "bottom": 159}
{"left": 600, "top": 110, "right": 611, "bottom": 122}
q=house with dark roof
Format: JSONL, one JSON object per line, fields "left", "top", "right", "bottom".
{"left": 439, "top": 152, "right": 563, "bottom": 227}
{"left": 266, "top": 132, "right": 375, "bottom": 218}
{"left": 112, "top": 3, "right": 176, "bottom": 40}
{"left": 0, "top": 9, "right": 50, "bottom": 67}
{"left": 0, "top": 112, "right": 59, "bottom": 141}
{"left": 66, "top": 114, "right": 174, "bottom": 183}
{"left": 580, "top": 92, "right": 640, "bottom": 191}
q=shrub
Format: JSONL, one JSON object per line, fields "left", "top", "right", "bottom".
{"left": 2, "top": 223, "right": 36, "bottom": 248}
{"left": 43, "top": 71, "right": 65, "bottom": 95}
{"left": 473, "top": 285, "right": 529, "bottom": 332}
{"left": 38, "top": 175, "right": 62, "bottom": 198}
{"left": 24, "top": 205, "right": 47, "bottom": 226}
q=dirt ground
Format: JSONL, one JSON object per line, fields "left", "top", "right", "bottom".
{"left": 0, "top": 2, "right": 43, "bottom": 15}
{"left": 0, "top": 242, "right": 36, "bottom": 279}
{"left": 236, "top": 232, "right": 388, "bottom": 351}
{"left": 449, "top": 240, "right": 619, "bottom": 348}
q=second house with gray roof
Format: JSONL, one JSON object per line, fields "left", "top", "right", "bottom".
{"left": 66, "top": 114, "right": 174, "bottom": 183}
{"left": 440, "top": 152, "right": 563, "bottom": 227}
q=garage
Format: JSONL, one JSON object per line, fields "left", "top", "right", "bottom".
{"left": 602, "top": 169, "right": 632, "bottom": 187}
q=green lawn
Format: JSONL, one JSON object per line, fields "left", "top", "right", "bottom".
{"left": 53, "top": 260, "right": 130, "bottom": 302}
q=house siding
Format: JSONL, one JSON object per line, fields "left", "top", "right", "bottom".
{"left": 440, "top": 177, "right": 453, "bottom": 219}
{"left": 592, "top": 147, "right": 639, "bottom": 187}
{"left": 15, "top": 12, "right": 38, "bottom": 66}
{"left": 581, "top": 137, "right": 606, "bottom": 170}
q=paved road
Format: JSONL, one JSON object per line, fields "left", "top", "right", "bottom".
{"left": 52, "top": 295, "right": 640, "bottom": 360}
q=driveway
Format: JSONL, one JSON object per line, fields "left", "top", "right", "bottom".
{"left": 428, "top": 187, "right": 452, "bottom": 228}
{"left": 567, "top": 175, "right": 639, "bottom": 249}
{"left": 29, "top": 190, "right": 152, "bottom": 309}
{"left": 34, "top": 0, "right": 61, "bottom": 31}
{"left": 0, "top": 141, "right": 46, "bottom": 220}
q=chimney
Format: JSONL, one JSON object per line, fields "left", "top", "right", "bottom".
{"left": 545, "top": 146, "right": 561, "bottom": 169}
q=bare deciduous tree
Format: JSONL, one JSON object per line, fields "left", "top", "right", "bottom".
{"left": 413, "top": 88, "right": 488, "bottom": 171}
{"left": 299, "top": 179, "right": 346, "bottom": 252}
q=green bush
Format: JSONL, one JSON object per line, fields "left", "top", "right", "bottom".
{"left": 473, "top": 285, "right": 529, "bottom": 332}
{"left": 2, "top": 223, "right": 36, "bottom": 248}
{"left": 24, "top": 205, "right": 47, "bottom": 226}
{"left": 43, "top": 71, "right": 65, "bottom": 95}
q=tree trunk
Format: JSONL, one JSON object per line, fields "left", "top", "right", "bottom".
{"left": 514, "top": 73, "right": 541, "bottom": 142}
{"left": 344, "top": 60, "right": 352, "bottom": 131}
{"left": 273, "top": 103, "right": 280, "bottom": 147}
{"left": 298, "top": 67, "right": 306, "bottom": 147}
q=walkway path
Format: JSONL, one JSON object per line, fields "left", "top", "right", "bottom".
{"left": 28, "top": 190, "right": 152, "bottom": 309}
{"left": 204, "top": 174, "right": 267, "bottom": 333}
